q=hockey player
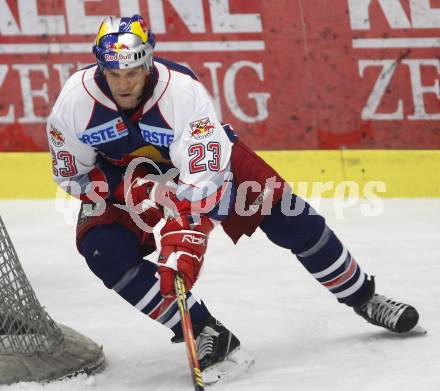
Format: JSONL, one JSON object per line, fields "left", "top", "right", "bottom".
{"left": 47, "top": 15, "right": 420, "bottom": 384}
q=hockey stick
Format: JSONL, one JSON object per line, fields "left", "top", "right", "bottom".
{"left": 174, "top": 274, "right": 205, "bottom": 391}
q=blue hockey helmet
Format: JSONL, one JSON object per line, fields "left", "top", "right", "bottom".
{"left": 93, "top": 15, "right": 156, "bottom": 71}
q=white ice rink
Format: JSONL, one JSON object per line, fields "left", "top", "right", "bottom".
{"left": 0, "top": 198, "right": 439, "bottom": 391}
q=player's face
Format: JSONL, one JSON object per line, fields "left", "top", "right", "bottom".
{"left": 103, "top": 66, "right": 149, "bottom": 109}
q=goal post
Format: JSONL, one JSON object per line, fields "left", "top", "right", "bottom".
{"left": 0, "top": 215, "right": 105, "bottom": 384}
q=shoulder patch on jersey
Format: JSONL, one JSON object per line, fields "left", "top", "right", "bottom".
{"left": 190, "top": 117, "right": 215, "bottom": 140}
{"left": 49, "top": 125, "right": 65, "bottom": 147}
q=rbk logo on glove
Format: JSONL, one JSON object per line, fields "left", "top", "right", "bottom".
{"left": 157, "top": 217, "right": 213, "bottom": 298}
{"left": 182, "top": 234, "right": 206, "bottom": 246}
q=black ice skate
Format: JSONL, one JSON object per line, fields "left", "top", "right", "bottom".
{"left": 354, "top": 293, "right": 420, "bottom": 333}
{"left": 194, "top": 315, "right": 254, "bottom": 384}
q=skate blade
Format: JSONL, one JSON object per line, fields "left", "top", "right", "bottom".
{"left": 202, "top": 347, "right": 255, "bottom": 385}
{"left": 389, "top": 324, "right": 428, "bottom": 338}
{"left": 409, "top": 324, "right": 427, "bottom": 335}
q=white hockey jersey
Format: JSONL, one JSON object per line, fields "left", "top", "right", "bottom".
{"left": 47, "top": 58, "right": 236, "bottom": 218}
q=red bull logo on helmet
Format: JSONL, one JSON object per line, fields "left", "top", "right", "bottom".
{"left": 108, "top": 42, "right": 130, "bottom": 52}
{"left": 190, "top": 117, "right": 216, "bottom": 140}
{"left": 104, "top": 52, "right": 133, "bottom": 62}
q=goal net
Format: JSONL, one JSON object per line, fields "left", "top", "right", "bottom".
{"left": 0, "top": 215, "right": 105, "bottom": 384}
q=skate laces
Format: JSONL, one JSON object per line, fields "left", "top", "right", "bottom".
{"left": 197, "top": 326, "right": 218, "bottom": 361}
{"left": 361, "top": 294, "right": 407, "bottom": 328}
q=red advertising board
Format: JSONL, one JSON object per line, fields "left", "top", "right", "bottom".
{"left": 1, "top": 0, "right": 440, "bottom": 151}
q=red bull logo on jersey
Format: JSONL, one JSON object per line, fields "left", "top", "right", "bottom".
{"left": 49, "top": 126, "right": 65, "bottom": 147}
{"left": 190, "top": 117, "right": 215, "bottom": 140}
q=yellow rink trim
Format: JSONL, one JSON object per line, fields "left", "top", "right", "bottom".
{"left": 0, "top": 150, "right": 439, "bottom": 199}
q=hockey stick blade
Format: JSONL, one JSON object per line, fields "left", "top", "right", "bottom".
{"left": 174, "top": 275, "right": 205, "bottom": 391}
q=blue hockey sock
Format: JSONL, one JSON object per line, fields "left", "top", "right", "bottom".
{"left": 260, "top": 195, "right": 373, "bottom": 307}
{"left": 78, "top": 223, "right": 210, "bottom": 336}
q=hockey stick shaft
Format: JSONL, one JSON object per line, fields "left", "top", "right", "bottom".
{"left": 174, "top": 275, "right": 205, "bottom": 391}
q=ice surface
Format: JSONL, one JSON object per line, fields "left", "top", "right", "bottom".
{"left": 0, "top": 199, "right": 439, "bottom": 391}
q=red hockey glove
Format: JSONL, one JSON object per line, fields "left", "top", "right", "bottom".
{"left": 157, "top": 217, "right": 213, "bottom": 298}
{"left": 114, "top": 165, "right": 179, "bottom": 216}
